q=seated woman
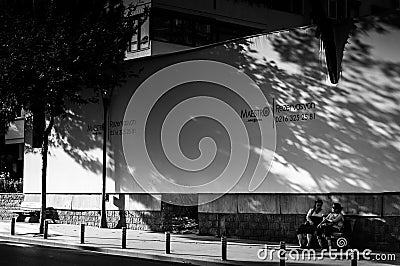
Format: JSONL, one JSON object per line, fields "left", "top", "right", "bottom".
{"left": 317, "top": 202, "right": 344, "bottom": 248}
{"left": 296, "top": 199, "right": 324, "bottom": 248}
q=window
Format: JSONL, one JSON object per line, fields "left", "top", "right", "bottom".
{"left": 151, "top": 8, "right": 260, "bottom": 47}
{"left": 264, "top": 0, "right": 304, "bottom": 15}
{"left": 194, "top": 22, "right": 213, "bottom": 46}
{"left": 215, "top": 22, "right": 258, "bottom": 42}
{"left": 327, "top": 0, "right": 349, "bottom": 20}
{"left": 292, "top": 0, "right": 304, "bottom": 15}
{"left": 127, "top": 19, "right": 139, "bottom": 52}
{"left": 126, "top": 2, "right": 151, "bottom": 54}
{"left": 152, "top": 16, "right": 170, "bottom": 42}
{"left": 170, "top": 18, "right": 194, "bottom": 45}
{"left": 328, "top": 0, "right": 338, "bottom": 18}
{"left": 151, "top": 8, "right": 214, "bottom": 46}
{"left": 127, "top": 13, "right": 150, "bottom": 53}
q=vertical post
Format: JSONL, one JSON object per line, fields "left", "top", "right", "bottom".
{"left": 11, "top": 217, "right": 16, "bottom": 235}
{"left": 279, "top": 241, "right": 286, "bottom": 266}
{"left": 100, "top": 94, "right": 109, "bottom": 229}
{"left": 40, "top": 139, "right": 47, "bottom": 234}
{"left": 0, "top": 122, "right": 4, "bottom": 182}
{"left": 351, "top": 250, "right": 358, "bottom": 266}
{"left": 80, "top": 223, "right": 85, "bottom": 244}
{"left": 165, "top": 232, "right": 171, "bottom": 254}
{"left": 221, "top": 236, "right": 227, "bottom": 261}
{"left": 44, "top": 220, "right": 48, "bottom": 239}
{"left": 121, "top": 227, "right": 127, "bottom": 249}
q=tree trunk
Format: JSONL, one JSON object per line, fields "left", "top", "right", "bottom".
{"left": 100, "top": 96, "right": 109, "bottom": 228}
{"left": 0, "top": 122, "right": 5, "bottom": 175}
{"left": 39, "top": 116, "right": 54, "bottom": 234}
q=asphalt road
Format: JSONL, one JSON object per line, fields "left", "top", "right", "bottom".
{"left": 0, "top": 241, "right": 186, "bottom": 266}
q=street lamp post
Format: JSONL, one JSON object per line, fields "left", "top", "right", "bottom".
{"left": 100, "top": 91, "right": 110, "bottom": 228}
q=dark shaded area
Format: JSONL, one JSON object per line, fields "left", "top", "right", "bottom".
{"left": 350, "top": 215, "right": 400, "bottom": 251}
{"left": 0, "top": 242, "right": 187, "bottom": 266}
{"left": 0, "top": 144, "right": 23, "bottom": 193}
{"left": 14, "top": 207, "right": 59, "bottom": 223}
{"left": 161, "top": 200, "right": 198, "bottom": 232}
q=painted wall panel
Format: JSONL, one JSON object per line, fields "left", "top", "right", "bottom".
{"left": 383, "top": 194, "right": 400, "bottom": 216}
{"left": 23, "top": 12, "right": 400, "bottom": 196}
{"left": 237, "top": 194, "right": 280, "bottom": 214}
{"left": 198, "top": 194, "right": 237, "bottom": 213}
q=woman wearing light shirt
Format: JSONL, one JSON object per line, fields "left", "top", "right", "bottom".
{"left": 296, "top": 199, "right": 324, "bottom": 248}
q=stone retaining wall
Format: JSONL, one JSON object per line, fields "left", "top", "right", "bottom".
{"left": 57, "top": 210, "right": 163, "bottom": 231}
{"left": 198, "top": 193, "right": 400, "bottom": 252}
{"left": 56, "top": 201, "right": 197, "bottom": 232}
{"left": 199, "top": 213, "right": 303, "bottom": 242}
{"left": 2, "top": 193, "right": 399, "bottom": 252}
{"left": 198, "top": 212, "right": 400, "bottom": 252}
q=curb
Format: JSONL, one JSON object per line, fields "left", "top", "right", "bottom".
{"left": 0, "top": 234, "right": 251, "bottom": 266}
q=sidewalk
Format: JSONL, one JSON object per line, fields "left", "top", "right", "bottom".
{"left": 0, "top": 221, "right": 399, "bottom": 266}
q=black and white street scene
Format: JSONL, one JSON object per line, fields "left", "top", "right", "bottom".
{"left": 1, "top": 0, "right": 400, "bottom": 265}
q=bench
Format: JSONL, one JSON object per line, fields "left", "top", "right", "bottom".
{"left": 326, "top": 218, "right": 355, "bottom": 249}
{"left": 9, "top": 202, "right": 58, "bottom": 223}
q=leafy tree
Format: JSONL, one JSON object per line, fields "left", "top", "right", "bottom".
{"left": 0, "top": 0, "right": 143, "bottom": 232}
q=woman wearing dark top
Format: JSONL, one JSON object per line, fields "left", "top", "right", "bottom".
{"left": 297, "top": 199, "right": 324, "bottom": 248}
{"left": 317, "top": 202, "right": 344, "bottom": 248}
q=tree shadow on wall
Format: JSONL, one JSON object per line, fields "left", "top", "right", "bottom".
{"left": 53, "top": 100, "right": 103, "bottom": 175}
{"left": 23, "top": 11, "right": 400, "bottom": 232}
{"left": 45, "top": 12, "right": 400, "bottom": 193}
{"left": 215, "top": 11, "right": 400, "bottom": 193}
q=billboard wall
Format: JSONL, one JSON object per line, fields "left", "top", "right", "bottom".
{"left": 24, "top": 13, "right": 400, "bottom": 197}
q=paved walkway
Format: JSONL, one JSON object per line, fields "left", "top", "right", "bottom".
{"left": 0, "top": 221, "right": 399, "bottom": 266}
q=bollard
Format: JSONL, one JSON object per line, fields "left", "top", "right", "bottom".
{"left": 279, "top": 241, "right": 286, "bottom": 266}
{"left": 11, "top": 217, "right": 16, "bottom": 235}
{"left": 80, "top": 223, "right": 85, "bottom": 244}
{"left": 121, "top": 227, "right": 127, "bottom": 249}
{"left": 165, "top": 232, "right": 171, "bottom": 254}
{"left": 44, "top": 220, "right": 49, "bottom": 239}
{"left": 351, "top": 250, "right": 358, "bottom": 266}
{"left": 221, "top": 236, "right": 227, "bottom": 261}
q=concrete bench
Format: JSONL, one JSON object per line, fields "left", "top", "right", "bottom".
{"left": 10, "top": 202, "right": 58, "bottom": 223}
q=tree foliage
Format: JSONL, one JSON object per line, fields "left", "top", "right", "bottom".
{"left": 0, "top": 0, "right": 144, "bottom": 230}
{"left": 0, "top": 0, "right": 139, "bottom": 127}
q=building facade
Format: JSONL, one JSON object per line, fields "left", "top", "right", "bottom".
{"left": 126, "top": 0, "right": 399, "bottom": 58}
{"left": 2, "top": 0, "right": 400, "bottom": 252}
